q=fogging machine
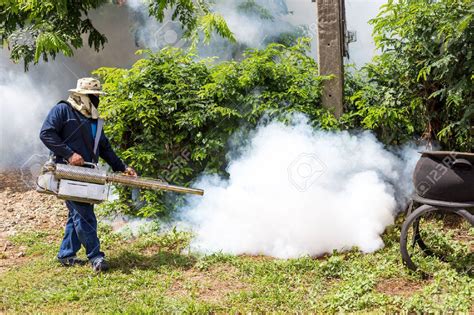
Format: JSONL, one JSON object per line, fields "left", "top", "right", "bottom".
{"left": 36, "top": 160, "right": 204, "bottom": 204}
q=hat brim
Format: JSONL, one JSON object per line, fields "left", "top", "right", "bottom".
{"left": 69, "top": 88, "right": 107, "bottom": 95}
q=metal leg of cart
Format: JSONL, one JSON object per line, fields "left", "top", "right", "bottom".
{"left": 400, "top": 204, "right": 474, "bottom": 274}
{"left": 412, "top": 217, "right": 434, "bottom": 256}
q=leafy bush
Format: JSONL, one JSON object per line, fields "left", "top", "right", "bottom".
{"left": 95, "top": 39, "right": 330, "bottom": 216}
{"left": 346, "top": 0, "right": 473, "bottom": 150}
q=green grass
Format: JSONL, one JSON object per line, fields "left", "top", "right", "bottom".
{"left": 1, "top": 217, "right": 472, "bottom": 313}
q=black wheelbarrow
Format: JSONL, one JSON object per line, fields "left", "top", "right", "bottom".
{"left": 400, "top": 151, "right": 474, "bottom": 276}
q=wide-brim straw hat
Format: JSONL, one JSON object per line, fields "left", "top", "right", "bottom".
{"left": 68, "top": 77, "right": 107, "bottom": 95}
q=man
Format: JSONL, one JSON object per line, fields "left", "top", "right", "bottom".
{"left": 39, "top": 78, "right": 136, "bottom": 272}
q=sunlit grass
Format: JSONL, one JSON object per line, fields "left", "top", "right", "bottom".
{"left": 1, "top": 217, "right": 472, "bottom": 313}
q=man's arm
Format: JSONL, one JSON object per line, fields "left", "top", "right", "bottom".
{"left": 39, "top": 104, "right": 75, "bottom": 160}
{"left": 98, "top": 133, "right": 128, "bottom": 172}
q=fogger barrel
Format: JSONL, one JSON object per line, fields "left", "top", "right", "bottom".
{"left": 108, "top": 174, "right": 203, "bottom": 195}
{"left": 54, "top": 164, "right": 204, "bottom": 196}
{"left": 37, "top": 162, "right": 204, "bottom": 204}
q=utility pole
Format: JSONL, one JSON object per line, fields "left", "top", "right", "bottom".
{"left": 314, "top": 0, "right": 347, "bottom": 118}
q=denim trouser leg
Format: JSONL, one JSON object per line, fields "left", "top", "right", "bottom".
{"left": 58, "top": 201, "right": 104, "bottom": 260}
{"left": 57, "top": 208, "right": 81, "bottom": 259}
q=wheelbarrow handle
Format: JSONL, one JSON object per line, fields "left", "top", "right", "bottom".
{"left": 452, "top": 158, "right": 472, "bottom": 170}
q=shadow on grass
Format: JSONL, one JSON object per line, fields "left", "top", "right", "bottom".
{"left": 108, "top": 249, "right": 197, "bottom": 273}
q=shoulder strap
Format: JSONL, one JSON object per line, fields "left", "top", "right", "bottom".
{"left": 93, "top": 118, "right": 104, "bottom": 156}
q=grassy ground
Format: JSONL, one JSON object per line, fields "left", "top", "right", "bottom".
{"left": 1, "top": 216, "right": 473, "bottom": 313}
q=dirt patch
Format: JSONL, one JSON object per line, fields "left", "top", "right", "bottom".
{"left": 0, "top": 170, "right": 33, "bottom": 193}
{"left": 0, "top": 170, "right": 67, "bottom": 273}
{"left": 376, "top": 278, "right": 426, "bottom": 297}
{"left": 168, "top": 265, "right": 249, "bottom": 303}
{"left": 0, "top": 244, "right": 30, "bottom": 274}
{"left": 0, "top": 186, "right": 66, "bottom": 238}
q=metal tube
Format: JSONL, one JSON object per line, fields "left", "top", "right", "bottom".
{"left": 107, "top": 174, "right": 204, "bottom": 196}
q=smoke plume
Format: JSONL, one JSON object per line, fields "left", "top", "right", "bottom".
{"left": 125, "top": 0, "right": 298, "bottom": 59}
{"left": 124, "top": 0, "right": 386, "bottom": 63}
{"left": 179, "top": 116, "right": 419, "bottom": 258}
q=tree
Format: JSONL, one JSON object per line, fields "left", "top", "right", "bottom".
{"left": 1, "top": 0, "right": 107, "bottom": 69}
{"left": 0, "top": 0, "right": 234, "bottom": 70}
{"left": 347, "top": 0, "right": 473, "bottom": 150}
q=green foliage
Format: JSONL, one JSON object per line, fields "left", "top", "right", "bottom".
{"left": 0, "top": 0, "right": 108, "bottom": 70}
{"left": 94, "top": 39, "right": 329, "bottom": 216}
{"left": 237, "top": 0, "right": 274, "bottom": 20}
{"left": 319, "top": 253, "right": 346, "bottom": 278}
{"left": 346, "top": 0, "right": 473, "bottom": 150}
{"left": 196, "top": 13, "right": 235, "bottom": 45}
{"left": 0, "top": 0, "right": 234, "bottom": 69}
{"left": 149, "top": 0, "right": 235, "bottom": 46}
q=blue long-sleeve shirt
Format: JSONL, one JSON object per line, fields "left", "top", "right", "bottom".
{"left": 39, "top": 101, "right": 127, "bottom": 172}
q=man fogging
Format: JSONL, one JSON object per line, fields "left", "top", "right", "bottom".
{"left": 39, "top": 78, "right": 137, "bottom": 272}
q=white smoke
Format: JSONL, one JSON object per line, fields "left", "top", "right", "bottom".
{"left": 124, "top": 0, "right": 386, "bottom": 64}
{"left": 345, "top": 0, "right": 386, "bottom": 65}
{"left": 102, "top": 214, "right": 157, "bottom": 237}
{"left": 0, "top": 54, "right": 67, "bottom": 168}
{"left": 179, "top": 116, "right": 419, "bottom": 258}
{"left": 214, "top": 0, "right": 294, "bottom": 47}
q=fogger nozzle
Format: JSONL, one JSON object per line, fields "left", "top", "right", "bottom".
{"left": 54, "top": 164, "right": 204, "bottom": 196}
{"left": 108, "top": 173, "right": 204, "bottom": 195}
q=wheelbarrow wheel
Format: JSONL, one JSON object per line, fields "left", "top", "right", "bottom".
{"left": 400, "top": 205, "right": 474, "bottom": 275}
{"left": 400, "top": 205, "right": 438, "bottom": 273}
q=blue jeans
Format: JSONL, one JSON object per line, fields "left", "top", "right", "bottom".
{"left": 57, "top": 201, "right": 104, "bottom": 260}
